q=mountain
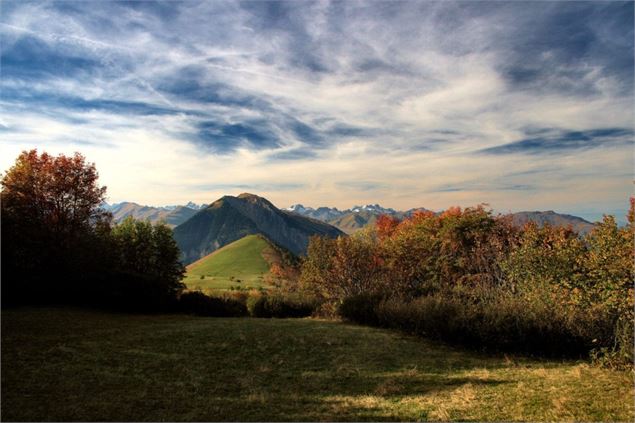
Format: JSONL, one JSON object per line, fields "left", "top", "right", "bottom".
{"left": 287, "top": 202, "right": 594, "bottom": 235}
{"left": 327, "top": 211, "right": 381, "bottom": 234}
{"left": 286, "top": 203, "right": 409, "bottom": 233}
{"left": 285, "top": 204, "right": 344, "bottom": 221}
{"left": 286, "top": 203, "right": 435, "bottom": 233}
{"left": 173, "top": 193, "right": 344, "bottom": 264}
{"left": 350, "top": 204, "right": 398, "bottom": 214}
{"left": 184, "top": 234, "right": 294, "bottom": 291}
{"left": 103, "top": 202, "right": 205, "bottom": 227}
{"left": 511, "top": 211, "right": 595, "bottom": 234}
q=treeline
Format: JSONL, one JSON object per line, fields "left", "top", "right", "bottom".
{"left": 1, "top": 150, "right": 184, "bottom": 310}
{"left": 299, "top": 205, "right": 634, "bottom": 367}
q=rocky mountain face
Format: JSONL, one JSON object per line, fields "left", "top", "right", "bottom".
{"left": 173, "top": 193, "right": 343, "bottom": 264}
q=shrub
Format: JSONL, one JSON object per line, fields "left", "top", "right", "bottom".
{"left": 302, "top": 201, "right": 634, "bottom": 365}
{"left": 338, "top": 293, "right": 385, "bottom": 326}
{"left": 369, "top": 292, "right": 612, "bottom": 357}
{"left": 247, "top": 294, "right": 315, "bottom": 318}
{"left": 179, "top": 291, "right": 247, "bottom": 317}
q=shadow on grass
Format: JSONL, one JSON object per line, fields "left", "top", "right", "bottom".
{"left": 0, "top": 308, "right": 567, "bottom": 421}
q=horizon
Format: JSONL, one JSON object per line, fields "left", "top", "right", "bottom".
{"left": 1, "top": 1, "right": 633, "bottom": 223}
{"left": 103, "top": 192, "right": 617, "bottom": 224}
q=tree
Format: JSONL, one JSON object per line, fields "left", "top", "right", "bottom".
{"left": 1, "top": 150, "right": 109, "bottom": 303}
{"left": 300, "top": 232, "right": 386, "bottom": 301}
{"left": 109, "top": 218, "right": 185, "bottom": 308}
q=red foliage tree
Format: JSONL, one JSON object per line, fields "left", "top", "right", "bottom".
{"left": 1, "top": 150, "right": 109, "bottom": 303}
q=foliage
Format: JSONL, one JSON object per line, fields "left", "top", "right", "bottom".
{"left": 1, "top": 150, "right": 109, "bottom": 304}
{"left": 299, "top": 230, "right": 386, "bottom": 301}
{"left": 178, "top": 291, "right": 247, "bottom": 317}
{"left": 301, "top": 202, "right": 634, "bottom": 366}
{"left": 111, "top": 217, "right": 185, "bottom": 300}
{"left": 338, "top": 293, "right": 385, "bottom": 326}
{"left": 246, "top": 293, "right": 315, "bottom": 318}
{"left": 1, "top": 150, "right": 185, "bottom": 311}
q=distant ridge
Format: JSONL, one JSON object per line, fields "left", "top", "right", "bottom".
{"left": 511, "top": 210, "right": 595, "bottom": 234}
{"left": 286, "top": 203, "right": 431, "bottom": 233}
{"left": 286, "top": 203, "right": 595, "bottom": 234}
{"left": 173, "top": 193, "right": 343, "bottom": 264}
{"left": 102, "top": 201, "right": 206, "bottom": 227}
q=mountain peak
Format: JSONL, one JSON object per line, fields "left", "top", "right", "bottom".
{"left": 237, "top": 192, "right": 261, "bottom": 199}
{"left": 173, "top": 193, "right": 343, "bottom": 263}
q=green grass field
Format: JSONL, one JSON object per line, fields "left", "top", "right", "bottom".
{"left": 184, "top": 235, "right": 276, "bottom": 293}
{"left": 2, "top": 308, "right": 633, "bottom": 421}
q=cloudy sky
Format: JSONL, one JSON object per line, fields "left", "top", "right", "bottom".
{"left": 1, "top": 0, "right": 633, "bottom": 221}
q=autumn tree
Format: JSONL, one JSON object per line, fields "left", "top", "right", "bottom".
{"left": 300, "top": 232, "right": 386, "bottom": 301}
{"left": 1, "top": 149, "right": 185, "bottom": 310}
{"left": 1, "top": 150, "right": 110, "bottom": 303}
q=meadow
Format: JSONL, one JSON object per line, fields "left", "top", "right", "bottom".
{"left": 2, "top": 308, "right": 633, "bottom": 422}
{"left": 184, "top": 235, "right": 274, "bottom": 293}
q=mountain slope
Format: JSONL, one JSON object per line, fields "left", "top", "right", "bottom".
{"left": 173, "top": 193, "right": 343, "bottom": 264}
{"left": 327, "top": 211, "right": 380, "bottom": 234}
{"left": 511, "top": 211, "right": 595, "bottom": 234}
{"left": 184, "top": 234, "right": 282, "bottom": 291}
{"left": 106, "top": 202, "right": 200, "bottom": 227}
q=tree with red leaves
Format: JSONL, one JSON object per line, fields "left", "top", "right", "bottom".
{"left": 1, "top": 150, "right": 110, "bottom": 303}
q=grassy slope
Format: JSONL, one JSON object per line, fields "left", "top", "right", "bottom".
{"left": 184, "top": 234, "right": 275, "bottom": 292}
{"left": 2, "top": 308, "right": 633, "bottom": 422}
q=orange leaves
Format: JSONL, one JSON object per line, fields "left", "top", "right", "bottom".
{"left": 1, "top": 149, "right": 107, "bottom": 232}
{"left": 375, "top": 214, "right": 400, "bottom": 239}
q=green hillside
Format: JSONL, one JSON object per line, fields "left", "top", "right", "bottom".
{"left": 184, "top": 234, "right": 281, "bottom": 292}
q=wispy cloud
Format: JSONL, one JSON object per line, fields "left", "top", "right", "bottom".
{"left": 480, "top": 128, "right": 633, "bottom": 155}
{"left": 0, "top": 0, "right": 632, "bottom": 221}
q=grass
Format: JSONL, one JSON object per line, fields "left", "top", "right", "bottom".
{"left": 184, "top": 235, "right": 276, "bottom": 293}
{"left": 2, "top": 308, "right": 633, "bottom": 421}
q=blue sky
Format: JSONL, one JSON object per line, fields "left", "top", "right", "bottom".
{"left": 1, "top": 0, "right": 633, "bottom": 221}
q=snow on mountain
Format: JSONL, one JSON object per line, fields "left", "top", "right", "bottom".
{"left": 286, "top": 204, "right": 313, "bottom": 213}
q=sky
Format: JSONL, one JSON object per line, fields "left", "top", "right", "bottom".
{"left": 1, "top": 0, "right": 633, "bottom": 222}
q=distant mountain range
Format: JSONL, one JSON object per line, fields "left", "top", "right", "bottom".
{"left": 172, "top": 193, "right": 343, "bottom": 264}
{"left": 286, "top": 203, "right": 596, "bottom": 234}
{"left": 511, "top": 211, "right": 595, "bottom": 234}
{"left": 101, "top": 201, "right": 207, "bottom": 227}
{"left": 102, "top": 197, "right": 596, "bottom": 263}
{"left": 285, "top": 204, "right": 431, "bottom": 234}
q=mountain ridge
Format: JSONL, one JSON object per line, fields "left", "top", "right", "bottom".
{"left": 101, "top": 201, "right": 207, "bottom": 227}
{"left": 285, "top": 203, "right": 596, "bottom": 234}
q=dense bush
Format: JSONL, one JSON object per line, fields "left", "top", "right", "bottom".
{"left": 246, "top": 294, "right": 315, "bottom": 318}
{"left": 376, "top": 294, "right": 611, "bottom": 357}
{"left": 301, "top": 202, "right": 634, "bottom": 366}
{"left": 179, "top": 291, "right": 247, "bottom": 317}
{"left": 338, "top": 293, "right": 385, "bottom": 326}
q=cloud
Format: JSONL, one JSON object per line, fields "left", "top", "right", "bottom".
{"left": 480, "top": 127, "right": 633, "bottom": 155}
{"left": 0, "top": 0, "right": 632, "bottom": 222}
